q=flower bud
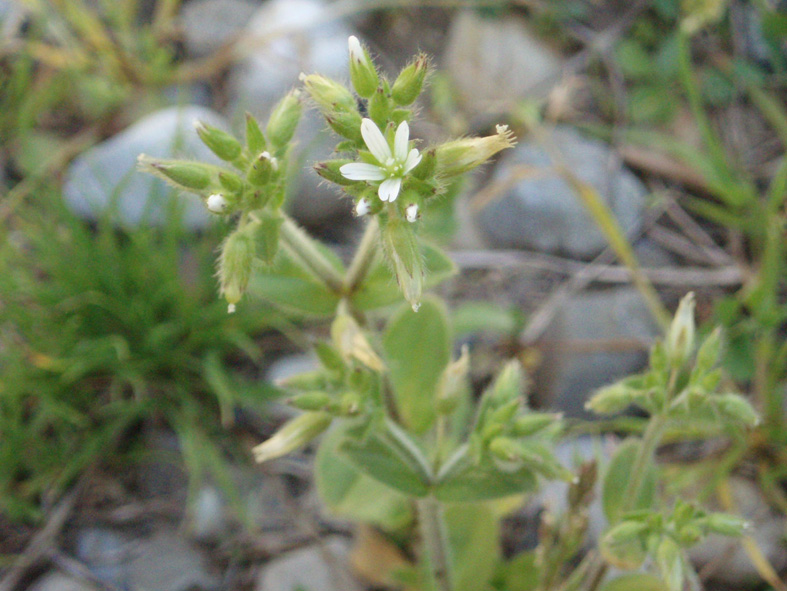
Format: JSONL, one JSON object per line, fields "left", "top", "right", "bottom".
{"left": 391, "top": 53, "right": 429, "bottom": 106}
{"left": 331, "top": 313, "right": 385, "bottom": 371}
{"left": 245, "top": 112, "right": 266, "bottom": 154}
{"left": 206, "top": 193, "right": 228, "bottom": 214}
{"left": 247, "top": 151, "right": 277, "bottom": 186}
{"left": 434, "top": 124, "right": 516, "bottom": 177}
{"left": 301, "top": 73, "right": 358, "bottom": 117}
{"left": 354, "top": 197, "right": 371, "bottom": 217}
{"left": 138, "top": 155, "right": 211, "bottom": 191}
{"left": 405, "top": 203, "right": 419, "bottom": 223}
{"left": 266, "top": 89, "right": 302, "bottom": 149}
{"left": 704, "top": 512, "right": 748, "bottom": 537}
{"left": 436, "top": 345, "right": 470, "bottom": 414}
{"left": 585, "top": 382, "right": 636, "bottom": 415}
{"left": 714, "top": 393, "right": 760, "bottom": 428}
{"left": 325, "top": 111, "right": 364, "bottom": 142}
{"left": 656, "top": 537, "right": 684, "bottom": 591}
{"left": 368, "top": 86, "right": 392, "bottom": 127}
{"left": 510, "top": 412, "right": 560, "bottom": 437}
{"left": 488, "top": 437, "right": 524, "bottom": 471}
{"left": 194, "top": 120, "right": 242, "bottom": 162}
{"left": 488, "top": 360, "right": 524, "bottom": 406}
{"left": 218, "top": 171, "right": 244, "bottom": 193}
{"left": 666, "top": 292, "right": 696, "bottom": 368}
{"left": 288, "top": 392, "right": 332, "bottom": 411}
{"left": 251, "top": 210, "right": 283, "bottom": 265}
{"left": 252, "top": 411, "right": 332, "bottom": 463}
{"left": 314, "top": 159, "right": 356, "bottom": 186}
{"left": 348, "top": 35, "right": 379, "bottom": 98}
{"left": 218, "top": 226, "right": 256, "bottom": 306}
{"left": 381, "top": 215, "right": 424, "bottom": 312}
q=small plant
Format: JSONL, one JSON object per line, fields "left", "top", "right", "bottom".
{"left": 138, "top": 36, "right": 760, "bottom": 591}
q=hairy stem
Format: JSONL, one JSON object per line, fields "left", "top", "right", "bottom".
{"left": 417, "top": 496, "right": 453, "bottom": 591}
{"left": 279, "top": 215, "right": 344, "bottom": 293}
{"left": 344, "top": 216, "right": 380, "bottom": 295}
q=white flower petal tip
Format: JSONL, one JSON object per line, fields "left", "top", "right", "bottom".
{"left": 360, "top": 118, "right": 392, "bottom": 162}
{"left": 405, "top": 204, "right": 419, "bottom": 223}
{"left": 411, "top": 301, "right": 421, "bottom": 312}
{"left": 348, "top": 35, "right": 363, "bottom": 61}
{"left": 394, "top": 121, "right": 410, "bottom": 161}
{"left": 404, "top": 148, "right": 421, "bottom": 173}
{"left": 227, "top": 303, "right": 236, "bottom": 314}
{"left": 207, "top": 194, "right": 228, "bottom": 213}
{"left": 354, "top": 198, "right": 371, "bottom": 217}
{"left": 298, "top": 72, "right": 307, "bottom": 82}
{"left": 378, "top": 177, "right": 402, "bottom": 202}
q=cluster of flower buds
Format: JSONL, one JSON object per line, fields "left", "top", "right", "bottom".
{"left": 586, "top": 292, "right": 759, "bottom": 432}
{"left": 463, "top": 361, "right": 570, "bottom": 482}
{"left": 138, "top": 91, "right": 302, "bottom": 310}
{"left": 307, "top": 35, "right": 516, "bottom": 310}
{"left": 253, "top": 310, "right": 388, "bottom": 464}
{"left": 601, "top": 499, "right": 747, "bottom": 588}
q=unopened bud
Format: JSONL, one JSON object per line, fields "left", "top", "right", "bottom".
{"left": 219, "top": 226, "right": 256, "bottom": 306}
{"left": 251, "top": 210, "right": 283, "bottom": 265}
{"left": 325, "top": 111, "right": 364, "bottom": 142}
{"left": 288, "top": 392, "right": 332, "bottom": 411}
{"left": 405, "top": 203, "right": 419, "bottom": 223}
{"left": 381, "top": 215, "right": 423, "bottom": 312}
{"left": 245, "top": 112, "right": 266, "bottom": 154}
{"left": 585, "top": 382, "right": 636, "bottom": 415}
{"left": 314, "top": 159, "right": 356, "bottom": 186}
{"left": 391, "top": 53, "right": 429, "bottom": 106}
{"left": 138, "top": 155, "right": 211, "bottom": 191}
{"left": 714, "top": 393, "right": 760, "bottom": 428}
{"left": 206, "top": 193, "right": 228, "bottom": 213}
{"left": 331, "top": 313, "right": 385, "bottom": 372}
{"left": 266, "top": 89, "right": 302, "bottom": 149}
{"left": 436, "top": 345, "right": 470, "bottom": 414}
{"left": 704, "top": 512, "right": 748, "bottom": 537}
{"left": 667, "top": 292, "right": 696, "bottom": 368}
{"left": 252, "top": 411, "right": 332, "bottom": 463}
{"left": 368, "top": 86, "right": 392, "bottom": 126}
{"left": 434, "top": 124, "right": 516, "bottom": 177}
{"left": 600, "top": 521, "right": 649, "bottom": 569}
{"left": 248, "top": 151, "right": 277, "bottom": 186}
{"left": 194, "top": 120, "right": 242, "bottom": 162}
{"left": 488, "top": 361, "right": 524, "bottom": 406}
{"left": 355, "top": 198, "right": 371, "bottom": 217}
{"left": 348, "top": 35, "right": 379, "bottom": 98}
{"left": 301, "top": 73, "right": 358, "bottom": 116}
{"left": 218, "top": 171, "right": 244, "bottom": 193}
{"left": 510, "top": 413, "right": 560, "bottom": 437}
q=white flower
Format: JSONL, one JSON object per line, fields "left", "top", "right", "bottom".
{"left": 340, "top": 118, "right": 421, "bottom": 203}
{"left": 207, "top": 193, "right": 228, "bottom": 213}
{"left": 405, "top": 203, "right": 418, "bottom": 223}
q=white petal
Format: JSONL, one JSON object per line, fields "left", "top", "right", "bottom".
{"left": 405, "top": 203, "right": 418, "bottom": 223}
{"left": 340, "top": 162, "right": 386, "bottom": 181}
{"left": 348, "top": 36, "right": 363, "bottom": 62}
{"left": 403, "top": 148, "right": 422, "bottom": 173}
{"left": 394, "top": 121, "right": 410, "bottom": 162}
{"left": 361, "top": 118, "right": 391, "bottom": 163}
{"left": 355, "top": 198, "right": 371, "bottom": 216}
{"left": 378, "top": 177, "right": 402, "bottom": 202}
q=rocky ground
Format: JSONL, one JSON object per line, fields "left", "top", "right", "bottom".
{"left": 2, "top": 0, "right": 786, "bottom": 589}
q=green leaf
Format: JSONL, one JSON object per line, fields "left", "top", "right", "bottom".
{"left": 315, "top": 427, "right": 413, "bottom": 530}
{"left": 602, "top": 439, "right": 657, "bottom": 523}
{"left": 383, "top": 296, "right": 451, "bottom": 433}
{"left": 248, "top": 250, "right": 340, "bottom": 317}
{"left": 445, "top": 504, "right": 500, "bottom": 591}
{"left": 599, "top": 574, "right": 669, "bottom": 591}
{"left": 493, "top": 551, "right": 539, "bottom": 591}
{"left": 352, "top": 241, "right": 456, "bottom": 311}
{"left": 434, "top": 445, "right": 537, "bottom": 502}
{"left": 452, "top": 301, "right": 522, "bottom": 337}
{"left": 339, "top": 418, "right": 432, "bottom": 497}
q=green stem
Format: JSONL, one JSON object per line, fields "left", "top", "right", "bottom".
{"left": 279, "top": 215, "right": 344, "bottom": 293}
{"left": 417, "top": 496, "right": 454, "bottom": 591}
{"left": 343, "top": 216, "right": 380, "bottom": 295}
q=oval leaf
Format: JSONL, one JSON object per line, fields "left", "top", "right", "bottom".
{"left": 602, "top": 438, "right": 657, "bottom": 523}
